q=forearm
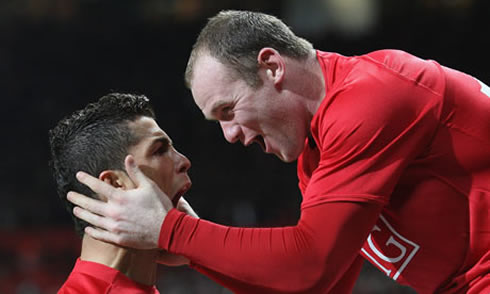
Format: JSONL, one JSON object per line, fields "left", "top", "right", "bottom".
{"left": 190, "top": 253, "right": 364, "bottom": 294}
{"left": 161, "top": 210, "right": 328, "bottom": 293}
{"left": 159, "top": 202, "right": 381, "bottom": 293}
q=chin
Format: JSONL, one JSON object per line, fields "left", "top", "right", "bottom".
{"left": 274, "top": 140, "right": 304, "bottom": 162}
{"left": 275, "top": 152, "right": 297, "bottom": 163}
{"left": 281, "top": 155, "right": 298, "bottom": 163}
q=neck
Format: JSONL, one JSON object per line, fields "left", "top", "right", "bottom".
{"left": 80, "top": 234, "right": 158, "bottom": 286}
{"left": 284, "top": 50, "right": 326, "bottom": 120}
{"left": 304, "top": 49, "right": 326, "bottom": 116}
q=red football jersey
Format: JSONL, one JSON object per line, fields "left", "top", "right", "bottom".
{"left": 58, "top": 258, "right": 159, "bottom": 294}
{"left": 159, "top": 50, "right": 490, "bottom": 294}
{"left": 298, "top": 50, "right": 490, "bottom": 293}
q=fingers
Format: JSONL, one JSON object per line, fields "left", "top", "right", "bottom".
{"left": 76, "top": 171, "right": 118, "bottom": 201}
{"left": 124, "top": 155, "right": 150, "bottom": 188}
{"left": 68, "top": 191, "right": 108, "bottom": 216}
{"left": 176, "top": 197, "right": 199, "bottom": 218}
{"left": 85, "top": 226, "right": 120, "bottom": 245}
{"left": 176, "top": 198, "right": 188, "bottom": 212}
{"left": 73, "top": 205, "right": 113, "bottom": 231}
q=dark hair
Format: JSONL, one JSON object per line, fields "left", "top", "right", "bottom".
{"left": 49, "top": 93, "right": 155, "bottom": 236}
{"left": 185, "top": 10, "right": 313, "bottom": 88}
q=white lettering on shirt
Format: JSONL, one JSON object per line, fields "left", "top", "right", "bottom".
{"left": 361, "top": 214, "right": 420, "bottom": 281}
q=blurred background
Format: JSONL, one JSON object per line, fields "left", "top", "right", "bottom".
{"left": 0, "top": 0, "right": 488, "bottom": 293}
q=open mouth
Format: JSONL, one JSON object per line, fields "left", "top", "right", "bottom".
{"left": 254, "top": 135, "right": 266, "bottom": 152}
{"left": 172, "top": 182, "right": 192, "bottom": 207}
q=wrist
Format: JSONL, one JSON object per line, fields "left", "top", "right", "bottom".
{"left": 158, "top": 208, "right": 183, "bottom": 250}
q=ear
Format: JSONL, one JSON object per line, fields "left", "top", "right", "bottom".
{"left": 257, "top": 47, "right": 285, "bottom": 87}
{"left": 99, "top": 170, "right": 136, "bottom": 191}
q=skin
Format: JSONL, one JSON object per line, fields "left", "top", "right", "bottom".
{"left": 126, "top": 116, "right": 192, "bottom": 206}
{"left": 73, "top": 116, "right": 195, "bottom": 283}
{"left": 191, "top": 48, "right": 326, "bottom": 162}
{"left": 66, "top": 48, "right": 328, "bottom": 248}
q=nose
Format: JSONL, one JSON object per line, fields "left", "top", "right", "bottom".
{"left": 174, "top": 150, "right": 191, "bottom": 173}
{"left": 219, "top": 121, "right": 241, "bottom": 144}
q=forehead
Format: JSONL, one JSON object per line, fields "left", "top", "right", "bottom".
{"left": 128, "top": 116, "right": 169, "bottom": 143}
{"left": 190, "top": 54, "right": 237, "bottom": 118}
{"left": 192, "top": 54, "right": 232, "bottom": 86}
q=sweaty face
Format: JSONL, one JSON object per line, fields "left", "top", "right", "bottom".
{"left": 190, "top": 54, "right": 307, "bottom": 162}
{"left": 128, "top": 117, "right": 191, "bottom": 206}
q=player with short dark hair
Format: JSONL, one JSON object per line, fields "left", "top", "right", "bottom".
{"left": 50, "top": 93, "right": 194, "bottom": 293}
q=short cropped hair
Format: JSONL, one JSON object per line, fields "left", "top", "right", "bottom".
{"left": 185, "top": 10, "right": 313, "bottom": 88}
{"left": 49, "top": 93, "right": 155, "bottom": 236}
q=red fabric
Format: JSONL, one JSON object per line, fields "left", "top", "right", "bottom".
{"left": 58, "top": 258, "right": 159, "bottom": 294}
{"left": 159, "top": 49, "right": 490, "bottom": 294}
{"left": 301, "top": 50, "right": 490, "bottom": 293}
{"left": 160, "top": 202, "right": 381, "bottom": 293}
{"left": 189, "top": 255, "right": 365, "bottom": 294}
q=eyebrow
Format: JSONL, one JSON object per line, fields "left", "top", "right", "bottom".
{"left": 206, "top": 100, "right": 229, "bottom": 120}
{"left": 148, "top": 136, "right": 171, "bottom": 153}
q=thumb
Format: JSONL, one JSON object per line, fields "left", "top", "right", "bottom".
{"left": 125, "top": 155, "right": 149, "bottom": 187}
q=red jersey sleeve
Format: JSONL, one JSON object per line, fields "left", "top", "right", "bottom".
{"left": 191, "top": 253, "right": 364, "bottom": 294}
{"left": 159, "top": 202, "right": 382, "bottom": 293}
{"left": 58, "top": 258, "right": 159, "bottom": 294}
{"left": 300, "top": 52, "right": 444, "bottom": 209}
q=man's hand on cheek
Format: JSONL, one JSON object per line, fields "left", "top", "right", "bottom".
{"left": 67, "top": 155, "right": 173, "bottom": 249}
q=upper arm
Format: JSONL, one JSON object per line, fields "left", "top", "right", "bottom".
{"left": 304, "top": 69, "right": 441, "bottom": 208}
{"left": 328, "top": 255, "right": 365, "bottom": 294}
{"left": 296, "top": 200, "right": 383, "bottom": 292}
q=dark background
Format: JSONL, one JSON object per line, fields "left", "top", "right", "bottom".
{"left": 0, "top": 0, "right": 488, "bottom": 293}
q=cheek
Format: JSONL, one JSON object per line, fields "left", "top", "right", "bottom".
{"left": 141, "top": 159, "right": 174, "bottom": 194}
{"left": 156, "top": 160, "right": 176, "bottom": 192}
{"left": 238, "top": 107, "right": 270, "bottom": 129}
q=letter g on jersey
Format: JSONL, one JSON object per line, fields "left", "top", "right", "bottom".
{"left": 360, "top": 215, "right": 420, "bottom": 281}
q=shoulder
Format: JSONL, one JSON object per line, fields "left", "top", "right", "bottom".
{"left": 360, "top": 49, "right": 446, "bottom": 95}
{"left": 312, "top": 71, "right": 440, "bottom": 156}
{"left": 58, "top": 259, "right": 113, "bottom": 293}
{"left": 316, "top": 49, "right": 445, "bottom": 125}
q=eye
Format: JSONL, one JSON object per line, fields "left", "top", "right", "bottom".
{"left": 220, "top": 105, "right": 234, "bottom": 120}
{"left": 154, "top": 144, "right": 169, "bottom": 156}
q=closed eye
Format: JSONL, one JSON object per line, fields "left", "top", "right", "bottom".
{"left": 151, "top": 137, "right": 171, "bottom": 156}
{"left": 220, "top": 105, "right": 234, "bottom": 121}
{"left": 209, "top": 100, "right": 235, "bottom": 121}
{"left": 154, "top": 144, "right": 168, "bottom": 156}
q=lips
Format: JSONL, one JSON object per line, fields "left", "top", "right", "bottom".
{"left": 172, "top": 181, "right": 192, "bottom": 207}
